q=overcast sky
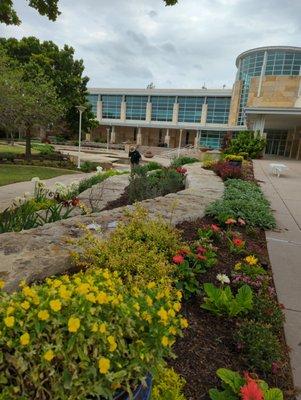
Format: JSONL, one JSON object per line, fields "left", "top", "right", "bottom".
{"left": 1, "top": 0, "right": 300, "bottom": 89}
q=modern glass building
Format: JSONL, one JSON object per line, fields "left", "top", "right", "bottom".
{"left": 87, "top": 46, "right": 301, "bottom": 158}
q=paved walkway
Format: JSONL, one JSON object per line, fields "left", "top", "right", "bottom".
{"left": 0, "top": 172, "right": 95, "bottom": 212}
{"left": 254, "top": 159, "right": 301, "bottom": 398}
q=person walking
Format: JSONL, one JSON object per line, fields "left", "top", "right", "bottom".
{"left": 129, "top": 146, "right": 142, "bottom": 171}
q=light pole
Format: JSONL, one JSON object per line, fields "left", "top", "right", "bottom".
{"left": 76, "top": 105, "right": 86, "bottom": 169}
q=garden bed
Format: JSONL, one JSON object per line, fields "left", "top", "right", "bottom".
{"left": 169, "top": 216, "right": 295, "bottom": 400}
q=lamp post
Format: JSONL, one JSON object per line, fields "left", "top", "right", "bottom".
{"left": 76, "top": 105, "right": 86, "bottom": 169}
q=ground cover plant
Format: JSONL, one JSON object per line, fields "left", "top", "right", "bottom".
{"left": 206, "top": 179, "right": 276, "bottom": 229}
{"left": 171, "top": 155, "right": 199, "bottom": 168}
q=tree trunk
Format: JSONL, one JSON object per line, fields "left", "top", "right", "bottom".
{"left": 25, "top": 127, "right": 32, "bottom": 161}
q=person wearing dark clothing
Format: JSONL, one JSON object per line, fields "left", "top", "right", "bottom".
{"left": 129, "top": 146, "right": 141, "bottom": 170}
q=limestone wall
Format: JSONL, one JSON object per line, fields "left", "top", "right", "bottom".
{"left": 228, "top": 80, "right": 242, "bottom": 126}
{"left": 0, "top": 164, "right": 223, "bottom": 292}
{"left": 247, "top": 76, "right": 301, "bottom": 108}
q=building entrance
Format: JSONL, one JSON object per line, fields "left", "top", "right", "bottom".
{"left": 265, "top": 130, "right": 287, "bottom": 156}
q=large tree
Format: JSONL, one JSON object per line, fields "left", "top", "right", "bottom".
{"left": 0, "top": 50, "right": 64, "bottom": 159}
{"left": 0, "top": 0, "right": 178, "bottom": 25}
{"left": 0, "top": 36, "right": 97, "bottom": 136}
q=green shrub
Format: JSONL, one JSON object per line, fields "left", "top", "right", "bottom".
{"left": 151, "top": 365, "right": 186, "bottom": 400}
{"left": 0, "top": 268, "right": 185, "bottom": 399}
{"left": 224, "top": 154, "right": 243, "bottom": 162}
{"left": 225, "top": 131, "right": 266, "bottom": 159}
{"left": 201, "top": 283, "right": 253, "bottom": 317}
{"left": 80, "top": 160, "right": 99, "bottom": 172}
{"left": 202, "top": 159, "right": 217, "bottom": 170}
{"left": 171, "top": 156, "right": 199, "bottom": 168}
{"left": 251, "top": 294, "right": 285, "bottom": 333}
{"left": 235, "top": 321, "right": 282, "bottom": 372}
{"left": 72, "top": 207, "right": 181, "bottom": 285}
{"left": 127, "top": 168, "right": 184, "bottom": 203}
{"left": 209, "top": 368, "right": 284, "bottom": 400}
{"left": 143, "top": 161, "right": 163, "bottom": 172}
{"left": 206, "top": 179, "right": 276, "bottom": 229}
{"left": 31, "top": 143, "right": 55, "bottom": 155}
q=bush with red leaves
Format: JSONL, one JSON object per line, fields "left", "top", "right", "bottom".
{"left": 213, "top": 161, "right": 243, "bottom": 181}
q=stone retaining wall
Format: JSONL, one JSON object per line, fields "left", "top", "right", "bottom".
{"left": 0, "top": 163, "right": 223, "bottom": 292}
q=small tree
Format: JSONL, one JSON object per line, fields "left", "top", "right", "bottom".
{"left": 225, "top": 131, "right": 266, "bottom": 159}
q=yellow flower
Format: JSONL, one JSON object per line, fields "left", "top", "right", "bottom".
{"left": 156, "top": 291, "right": 165, "bottom": 300}
{"left": 7, "top": 306, "right": 15, "bottom": 315}
{"left": 98, "top": 357, "right": 110, "bottom": 374}
{"left": 234, "top": 262, "right": 242, "bottom": 271}
{"left": 147, "top": 282, "right": 156, "bottom": 289}
{"left": 168, "top": 309, "right": 176, "bottom": 318}
{"left": 4, "top": 316, "right": 15, "bottom": 328}
{"left": 96, "top": 291, "right": 109, "bottom": 304}
{"left": 32, "top": 296, "right": 40, "bottom": 305}
{"left": 52, "top": 279, "right": 62, "bottom": 288}
{"left": 103, "top": 270, "right": 110, "bottom": 280}
{"left": 180, "top": 318, "right": 189, "bottom": 329}
{"left": 99, "top": 323, "right": 106, "bottom": 333}
{"left": 20, "top": 332, "right": 30, "bottom": 346}
{"left": 245, "top": 255, "right": 258, "bottom": 266}
{"left": 59, "top": 285, "right": 71, "bottom": 300}
{"left": 86, "top": 293, "right": 96, "bottom": 303}
{"left": 133, "top": 302, "right": 140, "bottom": 311}
{"left": 21, "top": 301, "right": 30, "bottom": 310}
{"left": 142, "top": 312, "right": 152, "bottom": 323}
{"left": 146, "top": 296, "right": 153, "bottom": 307}
{"left": 107, "top": 336, "right": 117, "bottom": 352}
{"left": 38, "top": 310, "right": 50, "bottom": 321}
{"left": 77, "top": 283, "right": 90, "bottom": 295}
{"left": 68, "top": 317, "right": 80, "bottom": 333}
{"left": 0, "top": 279, "right": 5, "bottom": 289}
{"left": 44, "top": 349, "right": 54, "bottom": 362}
{"left": 50, "top": 299, "right": 62, "bottom": 312}
{"left": 22, "top": 286, "right": 36, "bottom": 298}
{"left": 161, "top": 336, "right": 169, "bottom": 347}
{"left": 157, "top": 307, "right": 168, "bottom": 323}
{"left": 168, "top": 326, "right": 177, "bottom": 335}
{"left": 91, "top": 322, "right": 98, "bottom": 333}
{"left": 173, "top": 302, "right": 181, "bottom": 312}
{"left": 176, "top": 290, "right": 183, "bottom": 300}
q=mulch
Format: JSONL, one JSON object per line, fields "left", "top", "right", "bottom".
{"left": 169, "top": 216, "right": 296, "bottom": 400}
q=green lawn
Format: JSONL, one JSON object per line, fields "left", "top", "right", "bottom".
{"left": 0, "top": 164, "right": 78, "bottom": 186}
{"left": 0, "top": 144, "right": 39, "bottom": 154}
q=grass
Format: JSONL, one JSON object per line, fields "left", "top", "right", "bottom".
{"left": 0, "top": 165, "right": 78, "bottom": 187}
{"left": 0, "top": 144, "right": 39, "bottom": 155}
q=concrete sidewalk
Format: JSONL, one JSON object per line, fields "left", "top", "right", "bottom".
{"left": 0, "top": 172, "right": 94, "bottom": 212}
{"left": 254, "top": 159, "right": 301, "bottom": 398}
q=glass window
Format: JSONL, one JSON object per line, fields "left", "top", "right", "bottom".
{"left": 200, "top": 131, "right": 228, "bottom": 149}
{"left": 206, "top": 97, "right": 231, "bottom": 124}
{"left": 102, "top": 95, "right": 122, "bottom": 119}
{"left": 125, "top": 96, "right": 148, "bottom": 120}
{"left": 86, "top": 94, "right": 98, "bottom": 115}
{"left": 151, "top": 96, "right": 175, "bottom": 122}
{"left": 178, "top": 96, "right": 205, "bottom": 123}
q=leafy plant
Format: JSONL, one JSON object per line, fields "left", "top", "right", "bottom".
{"left": 151, "top": 364, "right": 186, "bottom": 400}
{"left": 206, "top": 179, "right": 276, "bottom": 229}
{"left": 201, "top": 283, "right": 253, "bottom": 317}
{"left": 213, "top": 161, "right": 243, "bottom": 181}
{"left": 0, "top": 268, "right": 186, "bottom": 399}
{"left": 80, "top": 160, "right": 98, "bottom": 172}
{"left": 235, "top": 321, "right": 282, "bottom": 372}
{"left": 76, "top": 170, "right": 123, "bottom": 195}
{"left": 171, "top": 156, "right": 199, "bottom": 168}
{"left": 251, "top": 294, "right": 285, "bottom": 334}
{"left": 224, "top": 154, "right": 244, "bottom": 162}
{"left": 225, "top": 131, "right": 266, "bottom": 159}
{"left": 209, "top": 368, "right": 284, "bottom": 400}
{"left": 31, "top": 143, "right": 55, "bottom": 155}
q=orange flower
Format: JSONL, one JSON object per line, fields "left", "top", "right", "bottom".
{"left": 240, "top": 374, "right": 264, "bottom": 400}
{"left": 172, "top": 255, "right": 185, "bottom": 265}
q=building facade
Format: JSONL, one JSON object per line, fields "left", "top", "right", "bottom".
{"left": 87, "top": 46, "right": 301, "bottom": 159}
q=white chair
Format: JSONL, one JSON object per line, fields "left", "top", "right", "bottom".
{"left": 269, "top": 163, "right": 288, "bottom": 178}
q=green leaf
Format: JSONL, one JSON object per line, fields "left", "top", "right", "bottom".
{"left": 264, "top": 388, "right": 283, "bottom": 400}
{"left": 209, "top": 388, "right": 238, "bottom": 400}
{"left": 216, "top": 368, "right": 244, "bottom": 394}
{"left": 236, "top": 285, "right": 253, "bottom": 310}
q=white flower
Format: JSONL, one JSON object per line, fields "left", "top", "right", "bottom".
{"left": 31, "top": 177, "right": 40, "bottom": 182}
{"left": 216, "top": 273, "right": 230, "bottom": 284}
{"left": 24, "top": 192, "right": 31, "bottom": 198}
{"left": 96, "top": 166, "right": 103, "bottom": 173}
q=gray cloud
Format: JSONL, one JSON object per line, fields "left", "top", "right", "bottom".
{"left": 0, "top": 0, "right": 300, "bottom": 89}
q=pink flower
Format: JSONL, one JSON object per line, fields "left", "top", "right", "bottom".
{"left": 196, "top": 246, "right": 206, "bottom": 254}
{"left": 238, "top": 217, "right": 246, "bottom": 226}
{"left": 172, "top": 255, "right": 185, "bottom": 265}
{"left": 196, "top": 254, "right": 207, "bottom": 261}
{"left": 233, "top": 237, "right": 244, "bottom": 247}
{"left": 225, "top": 218, "right": 237, "bottom": 225}
{"left": 211, "top": 224, "right": 220, "bottom": 232}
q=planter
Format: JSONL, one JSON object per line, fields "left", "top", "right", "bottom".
{"left": 228, "top": 160, "right": 242, "bottom": 168}
{"left": 113, "top": 374, "right": 153, "bottom": 400}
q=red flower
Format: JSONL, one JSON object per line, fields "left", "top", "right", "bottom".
{"left": 196, "top": 246, "right": 206, "bottom": 254}
{"left": 176, "top": 167, "right": 187, "bottom": 174}
{"left": 211, "top": 224, "right": 220, "bottom": 232}
{"left": 197, "top": 254, "right": 207, "bottom": 261}
{"left": 172, "top": 255, "right": 185, "bottom": 265}
{"left": 240, "top": 374, "right": 264, "bottom": 400}
{"left": 225, "top": 218, "right": 237, "bottom": 225}
{"left": 71, "top": 197, "right": 80, "bottom": 207}
{"left": 177, "top": 248, "right": 189, "bottom": 256}
{"left": 233, "top": 237, "right": 244, "bottom": 247}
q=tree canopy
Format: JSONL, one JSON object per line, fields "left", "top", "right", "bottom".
{"left": 0, "top": 37, "right": 98, "bottom": 136}
{"left": 0, "top": 0, "right": 178, "bottom": 25}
